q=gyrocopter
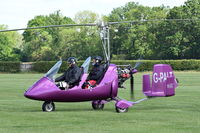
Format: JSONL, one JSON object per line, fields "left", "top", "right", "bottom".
{"left": 0, "top": 21, "right": 178, "bottom": 113}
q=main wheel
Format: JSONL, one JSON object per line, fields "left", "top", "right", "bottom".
{"left": 42, "top": 101, "right": 55, "bottom": 112}
{"left": 115, "top": 107, "right": 128, "bottom": 113}
{"left": 92, "top": 102, "right": 104, "bottom": 110}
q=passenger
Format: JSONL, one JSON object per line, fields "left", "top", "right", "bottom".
{"left": 83, "top": 56, "right": 105, "bottom": 89}
{"left": 55, "top": 57, "right": 82, "bottom": 90}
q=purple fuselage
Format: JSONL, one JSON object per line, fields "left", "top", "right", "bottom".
{"left": 24, "top": 64, "right": 118, "bottom": 102}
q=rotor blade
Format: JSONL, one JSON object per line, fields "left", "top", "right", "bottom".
{"left": 2, "top": 19, "right": 200, "bottom": 32}
{"left": 130, "top": 75, "right": 134, "bottom": 99}
{"left": 108, "top": 19, "right": 200, "bottom": 25}
{"left": 0, "top": 23, "right": 97, "bottom": 32}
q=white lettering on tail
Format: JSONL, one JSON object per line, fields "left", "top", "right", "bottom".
{"left": 153, "top": 72, "right": 173, "bottom": 83}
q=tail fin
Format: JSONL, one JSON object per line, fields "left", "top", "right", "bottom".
{"left": 143, "top": 64, "right": 178, "bottom": 97}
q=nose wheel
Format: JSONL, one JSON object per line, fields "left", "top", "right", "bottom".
{"left": 42, "top": 101, "right": 55, "bottom": 112}
{"left": 115, "top": 106, "right": 129, "bottom": 113}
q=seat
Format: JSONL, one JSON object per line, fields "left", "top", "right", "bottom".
{"left": 96, "top": 63, "right": 109, "bottom": 84}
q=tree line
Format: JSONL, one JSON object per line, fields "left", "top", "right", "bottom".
{"left": 0, "top": 0, "right": 200, "bottom": 61}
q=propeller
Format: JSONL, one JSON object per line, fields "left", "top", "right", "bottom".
{"left": 130, "top": 73, "right": 134, "bottom": 99}
{"left": 130, "top": 59, "right": 143, "bottom": 99}
{"left": 133, "top": 61, "right": 143, "bottom": 69}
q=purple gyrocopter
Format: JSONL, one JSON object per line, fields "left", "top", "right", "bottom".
{"left": 24, "top": 59, "right": 178, "bottom": 113}
{"left": 0, "top": 21, "right": 178, "bottom": 113}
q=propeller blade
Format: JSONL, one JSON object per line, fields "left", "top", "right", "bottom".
{"left": 130, "top": 74, "right": 134, "bottom": 99}
{"left": 133, "top": 57, "right": 143, "bottom": 69}
{"left": 133, "top": 61, "right": 142, "bottom": 69}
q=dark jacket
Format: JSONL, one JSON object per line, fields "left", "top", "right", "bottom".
{"left": 55, "top": 65, "right": 82, "bottom": 86}
{"left": 87, "top": 64, "right": 105, "bottom": 82}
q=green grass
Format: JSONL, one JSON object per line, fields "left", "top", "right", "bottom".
{"left": 0, "top": 72, "right": 200, "bottom": 133}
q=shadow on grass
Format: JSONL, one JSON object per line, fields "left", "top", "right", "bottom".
{"left": 0, "top": 106, "right": 116, "bottom": 113}
{"left": 133, "top": 104, "right": 200, "bottom": 112}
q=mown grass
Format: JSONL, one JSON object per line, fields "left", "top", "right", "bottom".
{"left": 0, "top": 72, "right": 199, "bottom": 133}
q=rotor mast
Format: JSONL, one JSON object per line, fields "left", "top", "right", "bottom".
{"left": 99, "top": 22, "right": 110, "bottom": 64}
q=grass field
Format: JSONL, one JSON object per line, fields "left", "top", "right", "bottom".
{"left": 0, "top": 72, "right": 200, "bottom": 133}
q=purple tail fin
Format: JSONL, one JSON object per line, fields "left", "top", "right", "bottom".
{"left": 143, "top": 64, "right": 178, "bottom": 97}
{"left": 143, "top": 75, "right": 151, "bottom": 96}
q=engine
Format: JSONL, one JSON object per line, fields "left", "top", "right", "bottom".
{"left": 117, "top": 66, "right": 131, "bottom": 88}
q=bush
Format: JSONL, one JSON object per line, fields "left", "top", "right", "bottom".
{"left": 111, "top": 60, "right": 200, "bottom": 71}
{"left": 1, "top": 60, "right": 200, "bottom": 73}
{"left": 21, "top": 60, "right": 200, "bottom": 72}
{"left": 0, "top": 62, "right": 20, "bottom": 73}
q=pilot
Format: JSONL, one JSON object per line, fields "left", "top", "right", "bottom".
{"left": 55, "top": 57, "right": 82, "bottom": 90}
{"left": 83, "top": 56, "right": 105, "bottom": 89}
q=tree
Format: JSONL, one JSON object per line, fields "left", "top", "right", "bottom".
{"left": 155, "top": 0, "right": 200, "bottom": 59}
{"left": 20, "top": 0, "right": 200, "bottom": 61}
{"left": 0, "top": 25, "right": 23, "bottom": 61}
{"left": 73, "top": 10, "right": 102, "bottom": 59}
{"left": 107, "top": 2, "right": 168, "bottom": 59}
{"left": 22, "top": 11, "right": 75, "bottom": 61}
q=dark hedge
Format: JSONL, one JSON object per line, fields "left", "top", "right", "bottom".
{"left": 0, "top": 60, "right": 200, "bottom": 73}
{"left": 32, "top": 60, "right": 200, "bottom": 73}
{"left": 0, "top": 62, "right": 20, "bottom": 73}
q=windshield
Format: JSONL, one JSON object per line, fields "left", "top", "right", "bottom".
{"left": 44, "top": 60, "right": 62, "bottom": 81}
{"left": 81, "top": 56, "right": 91, "bottom": 74}
{"left": 44, "top": 57, "right": 91, "bottom": 81}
